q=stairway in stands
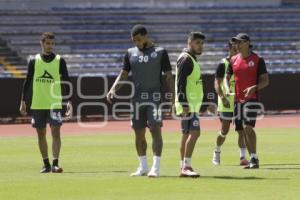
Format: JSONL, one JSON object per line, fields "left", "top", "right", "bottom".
{"left": 0, "top": 37, "right": 26, "bottom": 78}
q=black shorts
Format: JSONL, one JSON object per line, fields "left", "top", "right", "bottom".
{"left": 31, "top": 109, "right": 63, "bottom": 128}
{"left": 181, "top": 113, "right": 200, "bottom": 134}
{"left": 234, "top": 101, "right": 261, "bottom": 131}
{"left": 131, "top": 101, "right": 162, "bottom": 129}
{"left": 219, "top": 112, "right": 233, "bottom": 122}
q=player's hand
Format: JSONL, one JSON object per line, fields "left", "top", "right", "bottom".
{"left": 221, "top": 96, "right": 230, "bottom": 108}
{"left": 225, "top": 88, "right": 231, "bottom": 97}
{"left": 106, "top": 90, "right": 115, "bottom": 104}
{"left": 182, "top": 106, "right": 189, "bottom": 116}
{"left": 169, "top": 97, "right": 175, "bottom": 115}
{"left": 65, "top": 101, "right": 73, "bottom": 120}
{"left": 207, "top": 104, "right": 216, "bottom": 115}
{"left": 244, "top": 85, "right": 257, "bottom": 98}
{"left": 168, "top": 103, "right": 175, "bottom": 116}
{"left": 19, "top": 100, "right": 27, "bottom": 116}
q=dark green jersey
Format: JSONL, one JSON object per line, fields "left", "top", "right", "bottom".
{"left": 123, "top": 45, "right": 172, "bottom": 98}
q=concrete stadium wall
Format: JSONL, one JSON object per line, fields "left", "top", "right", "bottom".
{"left": 0, "top": 0, "right": 282, "bottom": 10}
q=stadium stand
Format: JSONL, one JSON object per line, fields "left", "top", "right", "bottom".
{"left": 1, "top": 4, "right": 300, "bottom": 78}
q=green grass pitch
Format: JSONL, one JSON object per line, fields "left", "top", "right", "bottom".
{"left": 0, "top": 128, "right": 299, "bottom": 200}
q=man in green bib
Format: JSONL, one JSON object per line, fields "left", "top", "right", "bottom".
{"left": 19, "top": 32, "right": 72, "bottom": 173}
{"left": 212, "top": 39, "right": 248, "bottom": 166}
{"left": 175, "top": 32, "right": 205, "bottom": 178}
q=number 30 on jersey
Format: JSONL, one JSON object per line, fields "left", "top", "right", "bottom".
{"left": 138, "top": 55, "right": 149, "bottom": 63}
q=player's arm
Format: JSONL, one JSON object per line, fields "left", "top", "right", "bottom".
{"left": 165, "top": 71, "right": 174, "bottom": 102}
{"left": 60, "top": 58, "right": 73, "bottom": 118}
{"left": 177, "top": 56, "right": 193, "bottom": 115}
{"left": 106, "top": 52, "right": 130, "bottom": 104}
{"left": 257, "top": 73, "right": 269, "bottom": 90}
{"left": 214, "top": 62, "right": 230, "bottom": 108}
{"left": 244, "top": 58, "right": 269, "bottom": 98}
{"left": 19, "top": 59, "right": 34, "bottom": 116}
{"left": 257, "top": 58, "right": 269, "bottom": 90}
{"left": 224, "top": 63, "right": 233, "bottom": 97}
{"left": 161, "top": 50, "right": 175, "bottom": 106}
{"left": 106, "top": 70, "right": 129, "bottom": 104}
{"left": 164, "top": 70, "right": 174, "bottom": 115}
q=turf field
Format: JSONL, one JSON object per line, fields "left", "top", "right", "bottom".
{"left": 0, "top": 128, "right": 299, "bottom": 200}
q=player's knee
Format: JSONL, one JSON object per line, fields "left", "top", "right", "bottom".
{"left": 221, "top": 125, "right": 230, "bottom": 134}
{"left": 149, "top": 125, "right": 161, "bottom": 133}
{"left": 136, "top": 134, "right": 146, "bottom": 141}
{"left": 52, "top": 133, "right": 61, "bottom": 140}
{"left": 221, "top": 122, "right": 230, "bottom": 133}
{"left": 37, "top": 134, "right": 46, "bottom": 141}
{"left": 219, "top": 131, "right": 227, "bottom": 138}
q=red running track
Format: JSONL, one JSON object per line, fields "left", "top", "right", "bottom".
{"left": 0, "top": 115, "right": 299, "bottom": 137}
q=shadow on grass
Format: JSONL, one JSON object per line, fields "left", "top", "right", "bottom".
{"left": 159, "top": 175, "right": 288, "bottom": 180}
{"left": 260, "top": 163, "right": 300, "bottom": 170}
{"left": 262, "top": 168, "right": 300, "bottom": 170}
{"left": 63, "top": 170, "right": 129, "bottom": 174}
{"left": 203, "top": 176, "right": 288, "bottom": 180}
{"left": 260, "top": 163, "right": 300, "bottom": 166}
{"left": 229, "top": 163, "right": 300, "bottom": 167}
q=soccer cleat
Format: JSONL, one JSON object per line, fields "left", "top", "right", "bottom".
{"left": 147, "top": 167, "right": 160, "bottom": 178}
{"left": 212, "top": 151, "right": 221, "bottom": 165}
{"left": 40, "top": 165, "right": 51, "bottom": 173}
{"left": 240, "top": 157, "right": 249, "bottom": 166}
{"left": 180, "top": 166, "right": 200, "bottom": 178}
{"left": 52, "top": 165, "right": 63, "bottom": 173}
{"left": 130, "top": 167, "right": 148, "bottom": 177}
{"left": 244, "top": 157, "right": 259, "bottom": 169}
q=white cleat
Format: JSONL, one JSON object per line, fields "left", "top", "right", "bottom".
{"left": 180, "top": 166, "right": 200, "bottom": 178}
{"left": 130, "top": 167, "right": 148, "bottom": 177}
{"left": 212, "top": 151, "right": 221, "bottom": 166}
{"left": 147, "top": 168, "right": 160, "bottom": 178}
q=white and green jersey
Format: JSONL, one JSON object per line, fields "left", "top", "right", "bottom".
{"left": 31, "top": 54, "right": 62, "bottom": 109}
{"left": 175, "top": 51, "right": 204, "bottom": 115}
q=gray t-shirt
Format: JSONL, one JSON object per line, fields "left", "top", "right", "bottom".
{"left": 123, "top": 45, "right": 172, "bottom": 100}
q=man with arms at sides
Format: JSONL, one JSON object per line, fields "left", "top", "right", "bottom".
{"left": 225, "top": 33, "right": 269, "bottom": 169}
{"left": 212, "top": 39, "right": 248, "bottom": 166}
{"left": 20, "top": 32, "right": 73, "bottom": 173}
{"left": 175, "top": 32, "right": 206, "bottom": 178}
{"left": 106, "top": 25, "right": 174, "bottom": 177}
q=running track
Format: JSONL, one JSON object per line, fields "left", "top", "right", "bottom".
{"left": 0, "top": 115, "right": 299, "bottom": 137}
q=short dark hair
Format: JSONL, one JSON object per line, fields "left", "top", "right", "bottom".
{"left": 131, "top": 24, "right": 148, "bottom": 37}
{"left": 41, "top": 32, "right": 55, "bottom": 42}
{"left": 188, "top": 32, "right": 205, "bottom": 41}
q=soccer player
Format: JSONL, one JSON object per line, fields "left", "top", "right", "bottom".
{"left": 212, "top": 39, "right": 248, "bottom": 166}
{"left": 175, "top": 32, "right": 205, "bottom": 178}
{"left": 19, "top": 32, "right": 73, "bottom": 173}
{"left": 225, "top": 33, "right": 269, "bottom": 169}
{"left": 106, "top": 25, "right": 174, "bottom": 177}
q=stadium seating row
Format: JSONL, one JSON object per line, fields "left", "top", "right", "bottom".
{"left": 0, "top": 6, "right": 299, "bottom": 77}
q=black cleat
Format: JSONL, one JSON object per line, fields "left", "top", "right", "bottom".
{"left": 52, "top": 165, "right": 63, "bottom": 173}
{"left": 40, "top": 165, "right": 51, "bottom": 173}
{"left": 244, "top": 157, "right": 259, "bottom": 169}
